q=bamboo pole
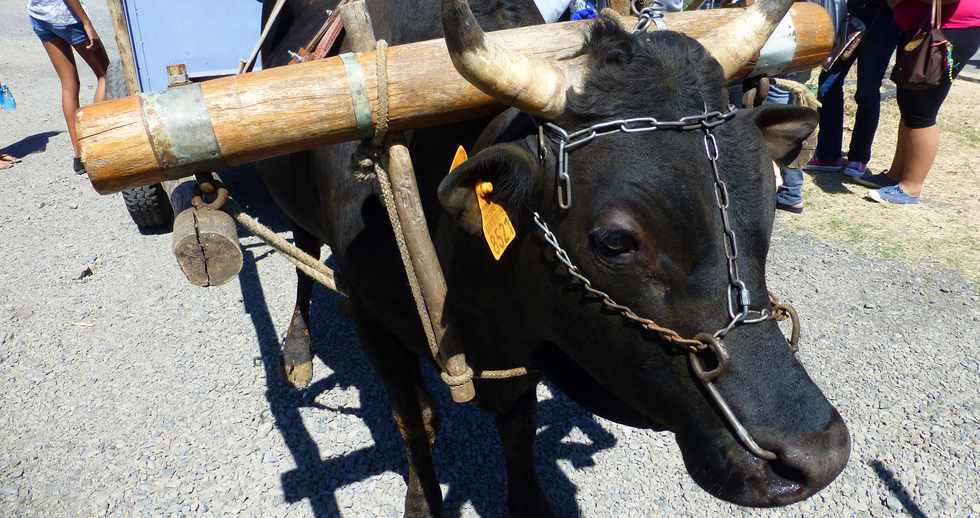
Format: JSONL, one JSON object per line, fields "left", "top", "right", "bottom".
{"left": 104, "top": 0, "right": 140, "bottom": 94}
{"left": 78, "top": 4, "right": 832, "bottom": 194}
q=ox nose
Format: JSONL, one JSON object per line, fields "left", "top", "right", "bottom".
{"left": 758, "top": 408, "right": 851, "bottom": 500}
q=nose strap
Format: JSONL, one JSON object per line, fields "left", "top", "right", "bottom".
{"left": 700, "top": 376, "right": 780, "bottom": 460}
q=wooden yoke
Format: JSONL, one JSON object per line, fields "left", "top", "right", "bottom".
{"left": 78, "top": 3, "right": 833, "bottom": 194}
{"left": 340, "top": 2, "right": 476, "bottom": 403}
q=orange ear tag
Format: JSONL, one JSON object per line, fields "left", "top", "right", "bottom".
{"left": 449, "top": 145, "right": 468, "bottom": 173}
{"left": 475, "top": 182, "right": 516, "bottom": 260}
{"left": 447, "top": 145, "right": 516, "bottom": 260}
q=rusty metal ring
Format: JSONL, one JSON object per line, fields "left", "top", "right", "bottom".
{"left": 689, "top": 332, "right": 730, "bottom": 383}
{"left": 781, "top": 302, "right": 801, "bottom": 354}
{"left": 191, "top": 185, "right": 230, "bottom": 210}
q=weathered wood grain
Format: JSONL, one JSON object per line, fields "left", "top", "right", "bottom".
{"left": 78, "top": 5, "right": 832, "bottom": 194}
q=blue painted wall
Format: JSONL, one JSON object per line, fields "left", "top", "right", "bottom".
{"left": 124, "top": 0, "right": 265, "bottom": 92}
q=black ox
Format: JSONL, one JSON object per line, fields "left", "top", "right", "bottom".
{"left": 257, "top": 0, "right": 850, "bottom": 514}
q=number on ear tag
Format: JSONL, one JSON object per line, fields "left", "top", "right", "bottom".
{"left": 447, "top": 146, "right": 516, "bottom": 260}
{"left": 475, "top": 182, "right": 516, "bottom": 260}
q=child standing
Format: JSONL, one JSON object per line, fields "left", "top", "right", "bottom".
{"left": 27, "top": 0, "right": 109, "bottom": 175}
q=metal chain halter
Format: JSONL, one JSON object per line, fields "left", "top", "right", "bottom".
{"left": 533, "top": 105, "right": 801, "bottom": 461}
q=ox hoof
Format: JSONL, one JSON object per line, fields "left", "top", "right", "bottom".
{"left": 281, "top": 358, "right": 313, "bottom": 389}
{"left": 281, "top": 308, "right": 314, "bottom": 389}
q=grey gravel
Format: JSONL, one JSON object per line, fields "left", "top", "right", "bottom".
{"left": 2, "top": 0, "right": 979, "bottom": 517}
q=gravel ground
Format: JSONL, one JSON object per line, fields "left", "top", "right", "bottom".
{"left": 1, "top": 1, "right": 978, "bottom": 516}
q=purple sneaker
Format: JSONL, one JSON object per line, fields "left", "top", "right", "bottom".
{"left": 804, "top": 157, "right": 847, "bottom": 173}
{"left": 842, "top": 161, "right": 867, "bottom": 178}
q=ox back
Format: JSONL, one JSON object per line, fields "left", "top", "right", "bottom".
{"left": 257, "top": 0, "right": 545, "bottom": 352}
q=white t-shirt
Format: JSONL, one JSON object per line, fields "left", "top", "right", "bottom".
{"left": 534, "top": 0, "right": 575, "bottom": 22}
{"left": 27, "top": 0, "right": 81, "bottom": 26}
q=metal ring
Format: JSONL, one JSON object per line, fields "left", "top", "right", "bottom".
{"left": 780, "top": 303, "right": 801, "bottom": 354}
{"left": 689, "top": 333, "right": 730, "bottom": 383}
{"left": 701, "top": 381, "right": 780, "bottom": 461}
{"left": 192, "top": 185, "right": 230, "bottom": 210}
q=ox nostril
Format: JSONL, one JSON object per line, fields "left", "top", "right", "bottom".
{"left": 767, "top": 456, "right": 809, "bottom": 487}
{"left": 763, "top": 411, "right": 852, "bottom": 495}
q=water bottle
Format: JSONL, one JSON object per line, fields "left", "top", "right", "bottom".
{"left": 0, "top": 83, "right": 16, "bottom": 112}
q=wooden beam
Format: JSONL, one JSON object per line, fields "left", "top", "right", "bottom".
{"left": 78, "top": 4, "right": 832, "bottom": 194}
{"left": 104, "top": 0, "right": 140, "bottom": 94}
{"left": 341, "top": 0, "right": 477, "bottom": 403}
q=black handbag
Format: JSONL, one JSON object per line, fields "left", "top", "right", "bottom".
{"left": 890, "top": 0, "right": 953, "bottom": 90}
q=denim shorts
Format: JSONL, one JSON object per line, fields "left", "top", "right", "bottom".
{"left": 30, "top": 16, "right": 88, "bottom": 46}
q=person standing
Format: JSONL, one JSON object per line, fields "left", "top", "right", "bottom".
{"left": 857, "top": 0, "right": 980, "bottom": 203}
{"left": 27, "top": 0, "right": 109, "bottom": 175}
{"left": 805, "top": 0, "right": 902, "bottom": 178}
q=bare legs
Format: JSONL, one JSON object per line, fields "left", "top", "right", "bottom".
{"left": 886, "top": 120, "right": 939, "bottom": 197}
{"left": 41, "top": 39, "right": 81, "bottom": 156}
{"left": 73, "top": 38, "right": 109, "bottom": 105}
{"left": 39, "top": 37, "right": 108, "bottom": 159}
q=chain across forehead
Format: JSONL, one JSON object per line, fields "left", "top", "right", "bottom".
{"left": 530, "top": 105, "right": 798, "bottom": 462}
{"left": 538, "top": 107, "right": 737, "bottom": 209}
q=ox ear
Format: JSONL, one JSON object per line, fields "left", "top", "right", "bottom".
{"left": 438, "top": 143, "right": 538, "bottom": 236}
{"left": 751, "top": 104, "right": 818, "bottom": 166}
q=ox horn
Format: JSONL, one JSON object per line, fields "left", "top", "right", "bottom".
{"left": 695, "top": 0, "right": 796, "bottom": 79}
{"left": 441, "top": 0, "right": 570, "bottom": 118}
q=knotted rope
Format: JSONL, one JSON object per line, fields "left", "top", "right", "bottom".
{"left": 361, "top": 40, "right": 528, "bottom": 390}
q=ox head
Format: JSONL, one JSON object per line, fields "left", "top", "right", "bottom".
{"left": 436, "top": 0, "right": 849, "bottom": 508}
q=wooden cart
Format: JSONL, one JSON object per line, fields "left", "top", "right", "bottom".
{"left": 103, "top": 0, "right": 265, "bottom": 232}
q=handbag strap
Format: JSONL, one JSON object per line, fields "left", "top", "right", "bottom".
{"left": 932, "top": 0, "right": 941, "bottom": 29}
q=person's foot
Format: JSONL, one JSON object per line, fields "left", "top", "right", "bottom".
{"left": 0, "top": 152, "right": 18, "bottom": 170}
{"left": 853, "top": 170, "right": 899, "bottom": 189}
{"left": 842, "top": 160, "right": 867, "bottom": 178}
{"left": 865, "top": 185, "right": 920, "bottom": 205}
{"left": 776, "top": 201, "right": 804, "bottom": 214}
{"left": 73, "top": 157, "right": 86, "bottom": 175}
{"left": 804, "top": 157, "right": 846, "bottom": 173}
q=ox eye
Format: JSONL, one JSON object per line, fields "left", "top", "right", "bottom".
{"left": 590, "top": 228, "right": 638, "bottom": 258}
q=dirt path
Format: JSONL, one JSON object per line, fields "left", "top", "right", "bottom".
{"left": 1, "top": 1, "right": 978, "bottom": 517}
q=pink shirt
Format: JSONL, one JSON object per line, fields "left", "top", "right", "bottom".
{"left": 894, "top": 0, "right": 980, "bottom": 31}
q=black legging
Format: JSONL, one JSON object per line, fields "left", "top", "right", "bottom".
{"left": 896, "top": 27, "right": 980, "bottom": 129}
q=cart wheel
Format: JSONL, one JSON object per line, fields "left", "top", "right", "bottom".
{"left": 122, "top": 183, "right": 174, "bottom": 231}
{"left": 106, "top": 60, "right": 174, "bottom": 233}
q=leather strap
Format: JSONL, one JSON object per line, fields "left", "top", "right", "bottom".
{"left": 289, "top": 0, "right": 350, "bottom": 65}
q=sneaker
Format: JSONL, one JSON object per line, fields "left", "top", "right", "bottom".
{"left": 865, "top": 185, "right": 920, "bottom": 205}
{"left": 804, "top": 157, "right": 846, "bottom": 173}
{"left": 853, "top": 170, "right": 898, "bottom": 189}
{"left": 842, "top": 160, "right": 867, "bottom": 178}
{"left": 73, "top": 157, "right": 86, "bottom": 175}
{"left": 776, "top": 201, "right": 804, "bottom": 214}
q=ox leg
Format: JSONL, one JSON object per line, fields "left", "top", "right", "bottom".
{"left": 280, "top": 223, "right": 320, "bottom": 389}
{"left": 351, "top": 302, "right": 443, "bottom": 517}
{"left": 496, "top": 388, "right": 554, "bottom": 517}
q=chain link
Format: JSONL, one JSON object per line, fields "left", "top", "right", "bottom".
{"left": 535, "top": 107, "right": 778, "bottom": 351}
{"left": 533, "top": 212, "right": 707, "bottom": 353}
{"left": 532, "top": 105, "right": 800, "bottom": 462}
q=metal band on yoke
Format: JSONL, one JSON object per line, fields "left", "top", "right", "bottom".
{"left": 633, "top": 7, "right": 667, "bottom": 33}
{"left": 339, "top": 52, "right": 374, "bottom": 139}
{"left": 139, "top": 84, "right": 223, "bottom": 178}
{"left": 749, "top": 13, "right": 797, "bottom": 77}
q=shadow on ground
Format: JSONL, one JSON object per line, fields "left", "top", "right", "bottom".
{"left": 870, "top": 460, "right": 926, "bottom": 518}
{"left": 230, "top": 174, "right": 617, "bottom": 516}
{"left": 806, "top": 170, "right": 853, "bottom": 195}
{"left": 2, "top": 131, "right": 62, "bottom": 158}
